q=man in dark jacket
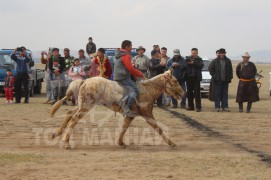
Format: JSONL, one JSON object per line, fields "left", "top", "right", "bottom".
{"left": 114, "top": 40, "right": 144, "bottom": 117}
{"left": 86, "top": 37, "right": 96, "bottom": 57}
{"left": 185, "top": 48, "right": 204, "bottom": 112}
{"left": 149, "top": 49, "right": 166, "bottom": 106}
{"left": 208, "top": 48, "right": 233, "bottom": 112}
{"left": 167, "top": 49, "right": 187, "bottom": 108}
{"left": 10, "top": 47, "right": 31, "bottom": 103}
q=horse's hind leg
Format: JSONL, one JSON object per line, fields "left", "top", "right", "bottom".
{"left": 63, "top": 108, "right": 89, "bottom": 149}
{"left": 52, "top": 107, "right": 78, "bottom": 139}
{"left": 118, "top": 117, "right": 134, "bottom": 147}
{"left": 143, "top": 114, "right": 176, "bottom": 147}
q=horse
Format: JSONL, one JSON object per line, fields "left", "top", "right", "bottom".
{"left": 50, "top": 69, "right": 185, "bottom": 149}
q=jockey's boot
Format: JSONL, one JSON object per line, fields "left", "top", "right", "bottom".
{"left": 123, "top": 105, "right": 137, "bottom": 118}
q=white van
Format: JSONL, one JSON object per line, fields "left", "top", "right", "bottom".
{"left": 201, "top": 59, "right": 212, "bottom": 95}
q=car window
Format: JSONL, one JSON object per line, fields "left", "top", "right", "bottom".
{"left": 202, "top": 60, "right": 210, "bottom": 71}
{"left": 0, "top": 54, "right": 15, "bottom": 65}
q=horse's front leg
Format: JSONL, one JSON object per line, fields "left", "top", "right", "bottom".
{"left": 118, "top": 117, "right": 134, "bottom": 147}
{"left": 63, "top": 108, "right": 89, "bottom": 149}
{"left": 52, "top": 107, "right": 78, "bottom": 139}
{"left": 143, "top": 114, "right": 176, "bottom": 147}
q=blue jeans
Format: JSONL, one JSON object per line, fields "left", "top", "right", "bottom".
{"left": 45, "top": 73, "right": 52, "bottom": 100}
{"left": 172, "top": 80, "right": 186, "bottom": 107}
{"left": 118, "top": 78, "right": 139, "bottom": 108}
{"left": 214, "top": 81, "right": 229, "bottom": 109}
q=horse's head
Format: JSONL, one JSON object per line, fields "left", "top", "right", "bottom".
{"left": 163, "top": 69, "right": 186, "bottom": 100}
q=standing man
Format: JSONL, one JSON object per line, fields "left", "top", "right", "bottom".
{"left": 63, "top": 48, "right": 74, "bottom": 72}
{"left": 86, "top": 37, "right": 96, "bottom": 58}
{"left": 114, "top": 40, "right": 144, "bottom": 117}
{"left": 63, "top": 48, "right": 74, "bottom": 105}
{"left": 236, "top": 52, "right": 259, "bottom": 113}
{"left": 48, "top": 48, "right": 65, "bottom": 105}
{"left": 185, "top": 48, "right": 204, "bottom": 112}
{"left": 10, "top": 47, "right": 31, "bottom": 103}
{"left": 209, "top": 48, "right": 233, "bottom": 112}
{"left": 167, "top": 49, "right": 187, "bottom": 108}
{"left": 78, "top": 49, "right": 91, "bottom": 79}
{"left": 160, "top": 47, "right": 170, "bottom": 65}
{"left": 132, "top": 46, "right": 150, "bottom": 78}
{"left": 41, "top": 50, "right": 52, "bottom": 104}
{"left": 161, "top": 47, "right": 171, "bottom": 106}
{"left": 149, "top": 49, "right": 166, "bottom": 107}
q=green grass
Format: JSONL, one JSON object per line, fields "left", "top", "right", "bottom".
{"left": 0, "top": 153, "right": 42, "bottom": 167}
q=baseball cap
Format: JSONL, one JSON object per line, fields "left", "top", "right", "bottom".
{"left": 173, "top": 49, "right": 180, "bottom": 56}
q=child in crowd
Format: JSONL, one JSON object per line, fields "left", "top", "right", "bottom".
{"left": 4, "top": 69, "right": 15, "bottom": 104}
{"left": 50, "top": 59, "right": 63, "bottom": 105}
{"left": 68, "top": 58, "right": 86, "bottom": 105}
{"left": 68, "top": 58, "right": 86, "bottom": 80}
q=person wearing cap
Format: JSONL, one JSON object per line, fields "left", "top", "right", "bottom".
{"left": 152, "top": 45, "right": 161, "bottom": 54}
{"left": 132, "top": 46, "right": 150, "bottom": 78}
{"left": 114, "top": 40, "right": 144, "bottom": 117}
{"left": 90, "top": 48, "right": 112, "bottom": 79}
{"left": 208, "top": 48, "right": 233, "bottom": 112}
{"left": 236, "top": 52, "right": 259, "bottom": 113}
{"left": 149, "top": 49, "right": 166, "bottom": 107}
{"left": 78, "top": 49, "right": 91, "bottom": 79}
{"left": 10, "top": 47, "right": 31, "bottom": 103}
{"left": 167, "top": 49, "right": 187, "bottom": 108}
{"left": 185, "top": 48, "right": 204, "bottom": 112}
{"left": 86, "top": 37, "right": 96, "bottom": 57}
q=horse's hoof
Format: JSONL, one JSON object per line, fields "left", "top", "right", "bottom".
{"left": 170, "top": 143, "right": 177, "bottom": 148}
{"left": 119, "top": 142, "right": 127, "bottom": 148}
{"left": 64, "top": 143, "right": 71, "bottom": 150}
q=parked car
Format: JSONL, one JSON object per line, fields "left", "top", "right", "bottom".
{"left": 105, "top": 48, "right": 138, "bottom": 80}
{"left": 0, "top": 49, "right": 44, "bottom": 96}
{"left": 201, "top": 58, "right": 212, "bottom": 96}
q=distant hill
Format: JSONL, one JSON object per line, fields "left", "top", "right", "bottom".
{"left": 230, "top": 50, "right": 271, "bottom": 63}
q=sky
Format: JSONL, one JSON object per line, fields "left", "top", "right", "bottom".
{"left": 1, "top": 0, "right": 271, "bottom": 58}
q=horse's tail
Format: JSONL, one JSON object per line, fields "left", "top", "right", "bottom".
{"left": 50, "top": 79, "right": 85, "bottom": 118}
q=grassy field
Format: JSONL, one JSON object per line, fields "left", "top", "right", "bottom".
{"left": 0, "top": 63, "right": 270, "bottom": 179}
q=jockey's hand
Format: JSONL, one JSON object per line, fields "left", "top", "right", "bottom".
{"left": 141, "top": 76, "right": 148, "bottom": 80}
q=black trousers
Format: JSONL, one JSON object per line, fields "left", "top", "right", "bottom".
{"left": 157, "top": 94, "right": 163, "bottom": 107}
{"left": 15, "top": 72, "right": 29, "bottom": 102}
{"left": 186, "top": 77, "right": 201, "bottom": 109}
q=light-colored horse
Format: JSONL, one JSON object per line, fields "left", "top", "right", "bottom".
{"left": 50, "top": 69, "right": 185, "bottom": 149}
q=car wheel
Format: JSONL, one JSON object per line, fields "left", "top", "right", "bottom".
{"left": 34, "top": 80, "right": 42, "bottom": 94}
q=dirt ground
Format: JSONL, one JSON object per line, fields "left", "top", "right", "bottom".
{"left": 0, "top": 64, "right": 271, "bottom": 180}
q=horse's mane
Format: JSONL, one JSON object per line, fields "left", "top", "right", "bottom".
{"left": 138, "top": 72, "right": 168, "bottom": 86}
